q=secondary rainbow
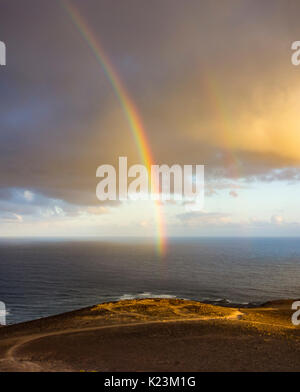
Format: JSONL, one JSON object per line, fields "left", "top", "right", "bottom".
{"left": 60, "top": 0, "right": 166, "bottom": 255}
{"left": 204, "top": 76, "right": 241, "bottom": 179}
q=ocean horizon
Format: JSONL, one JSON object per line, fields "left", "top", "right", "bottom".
{"left": 0, "top": 237, "right": 299, "bottom": 325}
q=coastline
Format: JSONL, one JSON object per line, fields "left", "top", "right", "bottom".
{"left": 0, "top": 298, "right": 299, "bottom": 372}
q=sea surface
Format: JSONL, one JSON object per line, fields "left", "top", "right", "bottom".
{"left": 0, "top": 237, "right": 299, "bottom": 324}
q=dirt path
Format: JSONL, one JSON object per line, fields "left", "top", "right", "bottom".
{"left": 0, "top": 299, "right": 298, "bottom": 372}
{"left": 1, "top": 310, "right": 246, "bottom": 371}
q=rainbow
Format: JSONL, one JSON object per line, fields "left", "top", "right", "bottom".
{"left": 60, "top": 0, "right": 166, "bottom": 255}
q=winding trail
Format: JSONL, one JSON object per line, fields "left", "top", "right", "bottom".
{"left": 0, "top": 303, "right": 297, "bottom": 372}
{"left": 1, "top": 310, "right": 245, "bottom": 371}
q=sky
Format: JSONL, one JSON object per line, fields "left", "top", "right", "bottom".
{"left": 1, "top": 0, "right": 300, "bottom": 239}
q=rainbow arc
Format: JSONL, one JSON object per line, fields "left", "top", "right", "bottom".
{"left": 61, "top": 0, "right": 166, "bottom": 255}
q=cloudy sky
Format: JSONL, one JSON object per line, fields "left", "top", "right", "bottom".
{"left": 1, "top": 0, "right": 300, "bottom": 238}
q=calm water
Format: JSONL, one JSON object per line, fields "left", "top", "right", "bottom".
{"left": 0, "top": 237, "right": 299, "bottom": 324}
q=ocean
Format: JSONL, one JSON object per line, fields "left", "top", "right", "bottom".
{"left": 0, "top": 237, "right": 299, "bottom": 324}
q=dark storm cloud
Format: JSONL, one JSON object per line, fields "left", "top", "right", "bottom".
{"left": 1, "top": 0, "right": 300, "bottom": 209}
